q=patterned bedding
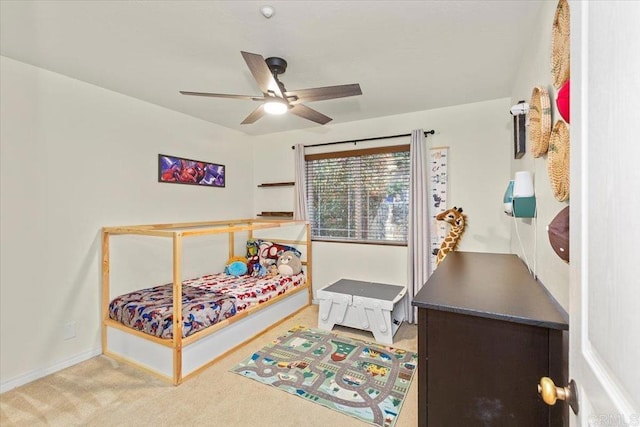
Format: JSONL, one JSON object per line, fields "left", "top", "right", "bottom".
{"left": 109, "top": 272, "right": 305, "bottom": 339}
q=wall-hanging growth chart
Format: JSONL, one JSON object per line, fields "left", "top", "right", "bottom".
{"left": 428, "top": 146, "right": 449, "bottom": 271}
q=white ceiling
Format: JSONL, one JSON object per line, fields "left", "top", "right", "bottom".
{"left": 0, "top": 1, "right": 544, "bottom": 136}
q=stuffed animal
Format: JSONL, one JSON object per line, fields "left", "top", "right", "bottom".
{"left": 435, "top": 206, "right": 466, "bottom": 267}
{"left": 276, "top": 251, "right": 302, "bottom": 276}
{"left": 251, "top": 263, "right": 268, "bottom": 277}
{"left": 224, "top": 256, "right": 248, "bottom": 277}
{"left": 267, "top": 264, "right": 279, "bottom": 278}
{"left": 246, "top": 240, "right": 261, "bottom": 275}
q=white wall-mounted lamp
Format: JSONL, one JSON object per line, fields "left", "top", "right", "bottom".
{"left": 510, "top": 102, "right": 530, "bottom": 116}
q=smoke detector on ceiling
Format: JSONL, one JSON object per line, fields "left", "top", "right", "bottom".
{"left": 260, "top": 6, "right": 275, "bottom": 19}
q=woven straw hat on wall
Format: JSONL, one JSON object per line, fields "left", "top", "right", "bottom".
{"left": 551, "top": 0, "right": 571, "bottom": 89}
{"left": 529, "top": 86, "right": 552, "bottom": 157}
{"left": 547, "top": 120, "right": 570, "bottom": 201}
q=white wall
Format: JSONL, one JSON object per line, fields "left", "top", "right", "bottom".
{"left": 252, "top": 98, "right": 513, "bottom": 296}
{"left": 509, "top": 2, "right": 570, "bottom": 310}
{"left": 0, "top": 56, "right": 253, "bottom": 391}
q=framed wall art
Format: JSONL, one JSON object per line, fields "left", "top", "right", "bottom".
{"left": 512, "top": 100, "right": 527, "bottom": 159}
{"left": 158, "top": 154, "right": 225, "bottom": 187}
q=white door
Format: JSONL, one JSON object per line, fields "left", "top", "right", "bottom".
{"left": 570, "top": 1, "right": 640, "bottom": 425}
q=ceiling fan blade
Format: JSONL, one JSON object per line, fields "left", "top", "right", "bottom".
{"left": 241, "top": 104, "right": 266, "bottom": 124}
{"left": 241, "top": 51, "right": 284, "bottom": 98}
{"left": 179, "top": 91, "right": 264, "bottom": 101}
{"left": 286, "top": 83, "right": 362, "bottom": 104}
{"left": 289, "top": 104, "right": 333, "bottom": 125}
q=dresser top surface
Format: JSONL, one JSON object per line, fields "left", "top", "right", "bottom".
{"left": 412, "top": 252, "right": 568, "bottom": 330}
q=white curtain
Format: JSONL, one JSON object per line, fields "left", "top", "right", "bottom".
{"left": 293, "top": 144, "right": 308, "bottom": 221}
{"left": 406, "top": 129, "right": 431, "bottom": 324}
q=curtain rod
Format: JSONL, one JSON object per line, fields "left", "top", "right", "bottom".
{"left": 290, "top": 129, "right": 435, "bottom": 150}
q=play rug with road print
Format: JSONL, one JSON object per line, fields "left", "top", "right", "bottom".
{"left": 230, "top": 326, "right": 417, "bottom": 427}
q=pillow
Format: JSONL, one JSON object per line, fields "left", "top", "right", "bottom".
{"left": 258, "top": 241, "right": 302, "bottom": 267}
{"left": 245, "top": 239, "right": 303, "bottom": 277}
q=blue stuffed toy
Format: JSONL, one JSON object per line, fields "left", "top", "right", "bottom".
{"left": 250, "top": 263, "right": 268, "bottom": 277}
{"left": 224, "top": 257, "right": 248, "bottom": 277}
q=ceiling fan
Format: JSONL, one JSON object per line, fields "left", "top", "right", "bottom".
{"left": 180, "top": 51, "right": 362, "bottom": 125}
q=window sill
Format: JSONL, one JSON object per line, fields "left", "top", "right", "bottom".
{"left": 311, "top": 238, "right": 407, "bottom": 247}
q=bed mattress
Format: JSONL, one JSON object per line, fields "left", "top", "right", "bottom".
{"left": 109, "top": 272, "right": 305, "bottom": 339}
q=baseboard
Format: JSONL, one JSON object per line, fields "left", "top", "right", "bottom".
{"left": 0, "top": 347, "right": 101, "bottom": 394}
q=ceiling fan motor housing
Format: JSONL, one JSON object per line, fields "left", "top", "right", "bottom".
{"left": 265, "top": 57, "right": 287, "bottom": 76}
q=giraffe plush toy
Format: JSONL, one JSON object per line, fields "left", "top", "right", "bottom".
{"left": 435, "top": 206, "right": 466, "bottom": 266}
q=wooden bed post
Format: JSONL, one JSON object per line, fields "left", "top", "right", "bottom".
{"left": 172, "top": 232, "right": 183, "bottom": 385}
{"left": 228, "top": 231, "right": 234, "bottom": 259}
{"left": 101, "top": 229, "right": 110, "bottom": 354}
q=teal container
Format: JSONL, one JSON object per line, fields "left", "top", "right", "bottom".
{"left": 513, "top": 196, "right": 536, "bottom": 218}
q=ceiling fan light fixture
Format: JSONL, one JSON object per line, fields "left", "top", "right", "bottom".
{"left": 264, "top": 100, "right": 288, "bottom": 115}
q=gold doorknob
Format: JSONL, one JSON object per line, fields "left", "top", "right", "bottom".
{"left": 538, "top": 377, "right": 579, "bottom": 415}
{"left": 538, "top": 377, "right": 568, "bottom": 405}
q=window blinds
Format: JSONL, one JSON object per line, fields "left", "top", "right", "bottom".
{"left": 305, "top": 145, "right": 410, "bottom": 243}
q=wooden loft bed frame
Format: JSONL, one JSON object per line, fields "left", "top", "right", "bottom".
{"left": 101, "top": 218, "right": 312, "bottom": 385}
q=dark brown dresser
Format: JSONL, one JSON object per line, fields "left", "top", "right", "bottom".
{"left": 411, "top": 252, "right": 569, "bottom": 426}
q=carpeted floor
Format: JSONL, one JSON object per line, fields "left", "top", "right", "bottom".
{"left": 0, "top": 304, "right": 417, "bottom": 427}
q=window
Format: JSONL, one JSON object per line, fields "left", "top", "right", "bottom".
{"left": 305, "top": 145, "right": 410, "bottom": 244}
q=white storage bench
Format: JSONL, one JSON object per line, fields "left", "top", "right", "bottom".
{"left": 316, "top": 279, "right": 407, "bottom": 345}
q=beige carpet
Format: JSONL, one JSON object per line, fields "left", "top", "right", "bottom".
{"left": 0, "top": 305, "right": 417, "bottom": 426}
